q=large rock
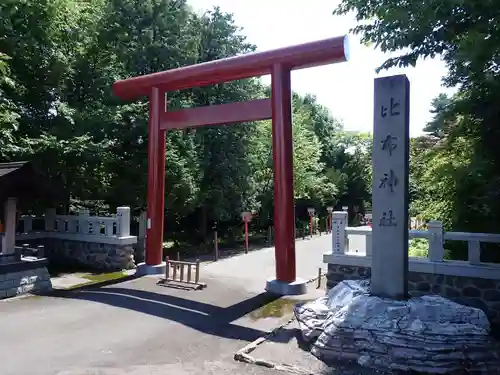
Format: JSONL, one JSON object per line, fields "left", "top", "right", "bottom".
{"left": 294, "top": 279, "right": 500, "bottom": 374}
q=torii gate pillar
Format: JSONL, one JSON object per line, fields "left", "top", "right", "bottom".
{"left": 113, "top": 36, "right": 349, "bottom": 294}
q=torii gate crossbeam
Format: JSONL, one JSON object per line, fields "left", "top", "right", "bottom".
{"left": 113, "top": 35, "right": 349, "bottom": 294}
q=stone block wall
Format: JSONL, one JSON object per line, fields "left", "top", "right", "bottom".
{"left": 18, "top": 238, "right": 136, "bottom": 271}
{"left": 0, "top": 263, "right": 52, "bottom": 299}
{"left": 327, "top": 263, "right": 500, "bottom": 325}
{"left": 0, "top": 254, "right": 18, "bottom": 264}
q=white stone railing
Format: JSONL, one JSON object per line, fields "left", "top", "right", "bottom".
{"left": 16, "top": 207, "right": 136, "bottom": 245}
{"left": 324, "top": 211, "right": 500, "bottom": 280}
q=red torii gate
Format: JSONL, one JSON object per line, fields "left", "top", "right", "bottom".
{"left": 113, "top": 35, "right": 349, "bottom": 294}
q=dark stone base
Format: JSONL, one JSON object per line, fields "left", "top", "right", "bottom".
{"left": 0, "top": 260, "right": 52, "bottom": 298}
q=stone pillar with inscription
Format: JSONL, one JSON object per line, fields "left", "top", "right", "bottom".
{"left": 371, "top": 74, "right": 410, "bottom": 299}
{"left": 331, "top": 211, "right": 347, "bottom": 255}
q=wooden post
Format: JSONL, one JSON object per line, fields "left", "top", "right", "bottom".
{"left": 244, "top": 218, "right": 249, "bottom": 254}
{"left": 214, "top": 230, "right": 219, "bottom": 261}
{"left": 195, "top": 259, "right": 200, "bottom": 284}
{"left": 317, "top": 267, "right": 322, "bottom": 289}
{"left": 136, "top": 211, "right": 147, "bottom": 261}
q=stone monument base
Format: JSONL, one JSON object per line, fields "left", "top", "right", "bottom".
{"left": 136, "top": 262, "right": 166, "bottom": 276}
{"left": 265, "top": 278, "right": 307, "bottom": 296}
{"left": 294, "top": 279, "right": 500, "bottom": 374}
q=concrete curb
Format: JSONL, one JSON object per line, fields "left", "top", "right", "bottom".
{"left": 233, "top": 275, "right": 323, "bottom": 374}
{"left": 0, "top": 273, "right": 138, "bottom": 302}
{"left": 234, "top": 317, "right": 313, "bottom": 374}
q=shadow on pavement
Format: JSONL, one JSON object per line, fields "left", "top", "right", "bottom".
{"left": 55, "top": 286, "right": 295, "bottom": 344}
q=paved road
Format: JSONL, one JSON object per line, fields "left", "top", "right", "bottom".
{"left": 1, "top": 275, "right": 296, "bottom": 375}
{"left": 0, "top": 236, "right": 331, "bottom": 375}
{"left": 204, "top": 235, "right": 330, "bottom": 292}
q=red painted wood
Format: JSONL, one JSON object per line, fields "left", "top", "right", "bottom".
{"left": 114, "top": 35, "right": 350, "bottom": 284}
{"left": 271, "top": 64, "right": 296, "bottom": 283}
{"left": 113, "top": 36, "right": 348, "bottom": 100}
{"left": 145, "top": 87, "right": 166, "bottom": 266}
{"left": 160, "top": 99, "right": 272, "bottom": 130}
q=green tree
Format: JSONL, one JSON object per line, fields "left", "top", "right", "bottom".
{"left": 335, "top": 0, "right": 500, "bottom": 253}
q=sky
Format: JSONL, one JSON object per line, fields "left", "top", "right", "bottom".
{"left": 187, "top": 0, "right": 457, "bottom": 136}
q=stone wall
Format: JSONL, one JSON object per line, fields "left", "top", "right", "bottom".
{"left": 327, "top": 263, "right": 500, "bottom": 325}
{"left": 0, "top": 254, "right": 18, "bottom": 264}
{"left": 0, "top": 260, "right": 52, "bottom": 299}
{"left": 18, "top": 238, "right": 136, "bottom": 271}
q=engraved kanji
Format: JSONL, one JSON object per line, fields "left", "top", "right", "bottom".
{"left": 381, "top": 134, "right": 397, "bottom": 156}
{"left": 381, "top": 97, "right": 401, "bottom": 118}
{"left": 379, "top": 169, "right": 398, "bottom": 192}
{"left": 379, "top": 210, "right": 397, "bottom": 227}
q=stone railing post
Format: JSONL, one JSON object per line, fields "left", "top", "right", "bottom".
{"left": 138, "top": 211, "right": 147, "bottom": 248}
{"left": 117, "top": 206, "right": 131, "bottom": 237}
{"left": 468, "top": 241, "right": 481, "bottom": 265}
{"left": 332, "top": 211, "right": 348, "bottom": 254}
{"left": 365, "top": 230, "right": 372, "bottom": 257}
{"left": 68, "top": 216, "right": 78, "bottom": 233}
{"left": 45, "top": 208, "right": 56, "bottom": 231}
{"left": 78, "top": 209, "right": 89, "bottom": 234}
{"left": 427, "top": 220, "right": 444, "bottom": 261}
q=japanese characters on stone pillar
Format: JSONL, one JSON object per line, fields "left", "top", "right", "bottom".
{"left": 332, "top": 211, "right": 348, "bottom": 254}
{"left": 371, "top": 74, "right": 410, "bottom": 299}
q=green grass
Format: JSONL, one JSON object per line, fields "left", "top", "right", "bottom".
{"left": 63, "top": 270, "right": 130, "bottom": 290}
{"left": 249, "top": 298, "right": 311, "bottom": 320}
{"left": 81, "top": 270, "right": 129, "bottom": 283}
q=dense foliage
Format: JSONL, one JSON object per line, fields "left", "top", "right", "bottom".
{"left": 335, "top": 0, "right": 500, "bottom": 260}
{"left": 6, "top": 0, "right": 496, "bottom": 259}
{"left": 0, "top": 0, "right": 371, "bottom": 247}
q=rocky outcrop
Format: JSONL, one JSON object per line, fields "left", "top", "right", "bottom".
{"left": 294, "top": 279, "right": 500, "bottom": 374}
{"left": 327, "top": 263, "right": 500, "bottom": 324}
